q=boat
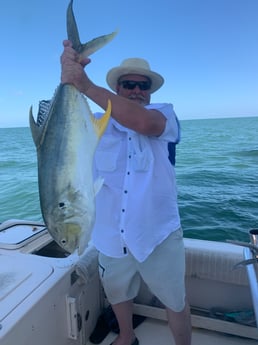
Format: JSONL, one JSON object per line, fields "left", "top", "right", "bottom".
{"left": 0, "top": 219, "right": 257, "bottom": 345}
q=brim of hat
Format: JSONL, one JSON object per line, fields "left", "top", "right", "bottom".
{"left": 106, "top": 67, "right": 164, "bottom": 93}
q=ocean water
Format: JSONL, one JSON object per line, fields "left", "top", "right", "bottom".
{"left": 176, "top": 116, "right": 258, "bottom": 242}
{"left": 0, "top": 116, "right": 257, "bottom": 243}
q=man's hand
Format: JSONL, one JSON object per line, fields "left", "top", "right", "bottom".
{"left": 60, "top": 40, "right": 92, "bottom": 94}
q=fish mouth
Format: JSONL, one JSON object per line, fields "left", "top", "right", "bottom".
{"left": 56, "top": 222, "right": 81, "bottom": 253}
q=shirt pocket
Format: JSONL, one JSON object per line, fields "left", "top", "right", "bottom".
{"left": 95, "top": 136, "right": 120, "bottom": 172}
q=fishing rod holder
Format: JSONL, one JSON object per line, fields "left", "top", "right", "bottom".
{"left": 244, "top": 229, "right": 258, "bottom": 328}
{"left": 249, "top": 229, "right": 258, "bottom": 259}
{"left": 227, "top": 230, "right": 258, "bottom": 327}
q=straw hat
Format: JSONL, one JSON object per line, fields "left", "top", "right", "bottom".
{"left": 106, "top": 58, "right": 164, "bottom": 94}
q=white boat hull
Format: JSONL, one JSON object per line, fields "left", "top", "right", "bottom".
{"left": 0, "top": 220, "right": 257, "bottom": 344}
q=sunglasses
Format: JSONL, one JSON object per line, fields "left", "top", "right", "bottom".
{"left": 118, "top": 80, "right": 151, "bottom": 91}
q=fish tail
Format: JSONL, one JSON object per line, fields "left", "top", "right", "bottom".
{"left": 91, "top": 99, "right": 111, "bottom": 138}
{"left": 67, "top": 0, "right": 117, "bottom": 56}
{"left": 29, "top": 106, "right": 42, "bottom": 147}
{"left": 80, "top": 31, "right": 118, "bottom": 58}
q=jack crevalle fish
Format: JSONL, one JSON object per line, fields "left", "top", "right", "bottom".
{"left": 29, "top": 0, "right": 116, "bottom": 255}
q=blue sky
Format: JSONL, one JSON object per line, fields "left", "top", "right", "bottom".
{"left": 0, "top": 0, "right": 257, "bottom": 127}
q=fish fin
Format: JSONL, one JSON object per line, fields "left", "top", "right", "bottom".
{"left": 67, "top": 0, "right": 117, "bottom": 56}
{"left": 78, "top": 234, "right": 91, "bottom": 256}
{"left": 66, "top": 0, "right": 81, "bottom": 52}
{"left": 29, "top": 106, "right": 42, "bottom": 147}
{"left": 91, "top": 99, "right": 111, "bottom": 138}
{"left": 94, "top": 177, "right": 104, "bottom": 196}
{"left": 29, "top": 98, "right": 55, "bottom": 148}
{"left": 35, "top": 100, "right": 52, "bottom": 126}
{"left": 80, "top": 31, "right": 118, "bottom": 58}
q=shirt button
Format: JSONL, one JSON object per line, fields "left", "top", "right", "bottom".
{"left": 121, "top": 229, "right": 124, "bottom": 233}
{"left": 122, "top": 209, "right": 125, "bottom": 212}
{"left": 124, "top": 190, "right": 128, "bottom": 194}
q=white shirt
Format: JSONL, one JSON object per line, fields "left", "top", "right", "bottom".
{"left": 92, "top": 103, "right": 181, "bottom": 262}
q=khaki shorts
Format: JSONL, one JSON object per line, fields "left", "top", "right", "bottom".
{"left": 98, "top": 228, "right": 186, "bottom": 312}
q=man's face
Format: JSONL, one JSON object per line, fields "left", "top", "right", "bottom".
{"left": 116, "top": 74, "right": 151, "bottom": 106}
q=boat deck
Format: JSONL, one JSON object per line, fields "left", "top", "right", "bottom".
{"left": 86, "top": 317, "right": 258, "bottom": 345}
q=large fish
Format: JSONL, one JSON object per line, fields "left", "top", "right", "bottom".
{"left": 29, "top": 0, "right": 116, "bottom": 255}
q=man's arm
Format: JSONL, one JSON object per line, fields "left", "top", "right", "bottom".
{"left": 86, "top": 84, "right": 166, "bottom": 136}
{"left": 60, "top": 40, "right": 166, "bottom": 136}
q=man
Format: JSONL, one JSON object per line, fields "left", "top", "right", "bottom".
{"left": 61, "top": 40, "right": 192, "bottom": 345}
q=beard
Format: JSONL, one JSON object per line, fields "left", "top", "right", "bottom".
{"left": 129, "top": 94, "right": 149, "bottom": 105}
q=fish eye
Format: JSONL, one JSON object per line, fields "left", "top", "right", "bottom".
{"left": 61, "top": 238, "right": 67, "bottom": 244}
